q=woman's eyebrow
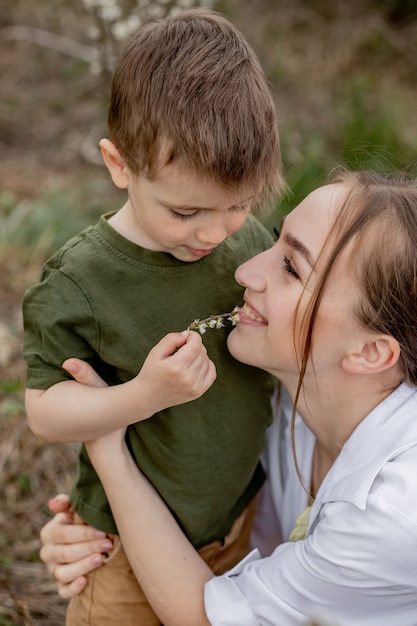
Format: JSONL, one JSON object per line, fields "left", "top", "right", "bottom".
{"left": 280, "top": 217, "right": 314, "bottom": 268}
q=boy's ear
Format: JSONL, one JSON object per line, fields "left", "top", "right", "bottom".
{"left": 99, "top": 138, "right": 129, "bottom": 189}
{"left": 342, "top": 335, "right": 400, "bottom": 375}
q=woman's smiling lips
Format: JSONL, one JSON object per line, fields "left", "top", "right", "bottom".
{"left": 240, "top": 301, "right": 268, "bottom": 325}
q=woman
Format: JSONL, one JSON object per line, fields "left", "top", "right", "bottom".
{"left": 40, "top": 169, "right": 417, "bottom": 625}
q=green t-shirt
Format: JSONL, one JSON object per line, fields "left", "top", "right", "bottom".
{"left": 23, "top": 213, "right": 275, "bottom": 547}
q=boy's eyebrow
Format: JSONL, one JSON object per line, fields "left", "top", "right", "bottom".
{"left": 280, "top": 216, "right": 314, "bottom": 268}
{"left": 164, "top": 197, "right": 255, "bottom": 211}
{"left": 166, "top": 204, "right": 201, "bottom": 211}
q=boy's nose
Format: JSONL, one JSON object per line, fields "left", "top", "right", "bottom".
{"left": 196, "top": 218, "right": 228, "bottom": 245}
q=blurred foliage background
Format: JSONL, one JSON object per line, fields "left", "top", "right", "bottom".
{"left": 1, "top": 0, "right": 417, "bottom": 267}
{"left": 0, "top": 0, "right": 417, "bottom": 623}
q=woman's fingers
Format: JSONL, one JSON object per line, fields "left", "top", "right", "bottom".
{"left": 39, "top": 509, "right": 113, "bottom": 599}
{"left": 40, "top": 535, "right": 112, "bottom": 571}
{"left": 47, "top": 493, "right": 72, "bottom": 514}
{"left": 57, "top": 575, "right": 89, "bottom": 600}
{"left": 40, "top": 512, "right": 107, "bottom": 546}
{"left": 52, "top": 549, "right": 104, "bottom": 586}
{"left": 62, "top": 358, "right": 109, "bottom": 388}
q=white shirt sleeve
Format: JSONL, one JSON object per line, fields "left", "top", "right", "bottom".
{"left": 207, "top": 385, "right": 417, "bottom": 626}
{"left": 205, "top": 495, "right": 417, "bottom": 626}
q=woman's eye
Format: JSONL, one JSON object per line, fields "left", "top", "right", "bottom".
{"left": 273, "top": 227, "right": 280, "bottom": 240}
{"left": 283, "top": 254, "right": 299, "bottom": 279}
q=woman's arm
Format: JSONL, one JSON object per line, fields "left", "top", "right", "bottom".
{"left": 39, "top": 356, "right": 214, "bottom": 624}
{"left": 85, "top": 430, "right": 213, "bottom": 626}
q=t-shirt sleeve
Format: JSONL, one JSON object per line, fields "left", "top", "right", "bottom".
{"left": 23, "top": 269, "right": 98, "bottom": 389}
{"left": 250, "top": 214, "right": 275, "bottom": 251}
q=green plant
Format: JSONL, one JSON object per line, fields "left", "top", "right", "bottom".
{"left": 261, "top": 71, "right": 417, "bottom": 235}
{"left": 0, "top": 182, "right": 120, "bottom": 265}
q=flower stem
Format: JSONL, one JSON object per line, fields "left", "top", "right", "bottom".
{"left": 187, "top": 306, "right": 241, "bottom": 334}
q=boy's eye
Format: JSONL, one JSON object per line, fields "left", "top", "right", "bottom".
{"left": 169, "top": 209, "right": 198, "bottom": 221}
{"left": 232, "top": 204, "right": 251, "bottom": 214}
{"left": 283, "top": 254, "right": 299, "bottom": 279}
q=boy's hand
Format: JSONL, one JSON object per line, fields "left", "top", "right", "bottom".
{"left": 136, "top": 330, "right": 216, "bottom": 413}
{"left": 56, "top": 330, "right": 216, "bottom": 438}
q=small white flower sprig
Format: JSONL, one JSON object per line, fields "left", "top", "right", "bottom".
{"left": 188, "top": 306, "right": 241, "bottom": 335}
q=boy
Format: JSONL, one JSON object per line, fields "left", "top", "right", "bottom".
{"left": 23, "top": 9, "right": 285, "bottom": 626}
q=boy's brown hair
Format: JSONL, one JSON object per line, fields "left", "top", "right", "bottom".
{"left": 108, "top": 8, "right": 285, "bottom": 204}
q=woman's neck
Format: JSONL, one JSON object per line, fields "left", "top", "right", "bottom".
{"left": 310, "top": 442, "right": 334, "bottom": 499}
{"left": 287, "top": 370, "right": 400, "bottom": 464}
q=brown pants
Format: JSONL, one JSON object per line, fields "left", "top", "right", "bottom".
{"left": 66, "top": 499, "right": 256, "bottom": 626}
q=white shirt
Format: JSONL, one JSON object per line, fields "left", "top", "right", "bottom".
{"left": 205, "top": 383, "right": 417, "bottom": 625}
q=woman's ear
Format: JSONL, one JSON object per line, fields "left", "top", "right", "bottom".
{"left": 99, "top": 138, "right": 129, "bottom": 189}
{"left": 342, "top": 335, "right": 400, "bottom": 375}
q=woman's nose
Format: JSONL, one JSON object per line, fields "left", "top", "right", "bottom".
{"left": 235, "top": 248, "right": 270, "bottom": 291}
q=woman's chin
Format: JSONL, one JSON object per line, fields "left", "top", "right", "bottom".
{"left": 227, "top": 326, "right": 253, "bottom": 365}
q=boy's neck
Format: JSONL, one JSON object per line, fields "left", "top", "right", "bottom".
{"left": 108, "top": 202, "right": 160, "bottom": 251}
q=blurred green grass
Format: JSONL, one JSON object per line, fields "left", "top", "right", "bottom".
{"left": 0, "top": 182, "right": 114, "bottom": 266}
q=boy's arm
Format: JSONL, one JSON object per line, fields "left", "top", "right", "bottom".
{"left": 26, "top": 330, "right": 216, "bottom": 443}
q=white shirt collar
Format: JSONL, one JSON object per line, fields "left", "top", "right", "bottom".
{"left": 311, "top": 383, "right": 417, "bottom": 516}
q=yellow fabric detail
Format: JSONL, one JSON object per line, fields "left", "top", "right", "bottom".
{"left": 288, "top": 505, "right": 312, "bottom": 542}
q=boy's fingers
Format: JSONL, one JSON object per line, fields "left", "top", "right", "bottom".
{"left": 169, "top": 330, "right": 207, "bottom": 364}
{"left": 201, "top": 361, "right": 217, "bottom": 391}
{"left": 154, "top": 330, "right": 191, "bottom": 359}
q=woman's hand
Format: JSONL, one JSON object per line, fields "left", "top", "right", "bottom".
{"left": 40, "top": 494, "right": 113, "bottom": 599}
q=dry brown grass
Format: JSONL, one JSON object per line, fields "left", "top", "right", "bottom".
{"left": 0, "top": 258, "right": 79, "bottom": 625}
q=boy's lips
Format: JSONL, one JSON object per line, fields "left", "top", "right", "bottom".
{"left": 186, "top": 246, "right": 215, "bottom": 257}
{"left": 240, "top": 302, "right": 268, "bottom": 324}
